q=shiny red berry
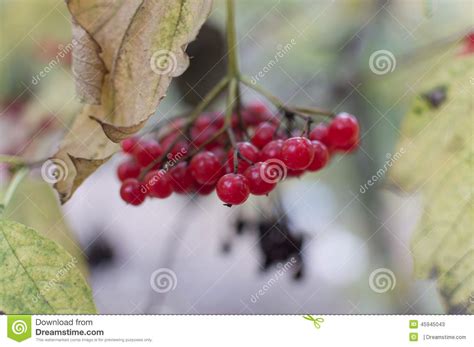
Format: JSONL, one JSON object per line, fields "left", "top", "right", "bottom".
{"left": 260, "top": 139, "right": 284, "bottom": 162}
{"left": 117, "top": 159, "right": 141, "bottom": 181}
{"left": 120, "top": 179, "right": 146, "bottom": 205}
{"left": 307, "top": 141, "right": 329, "bottom": 172}
{"left": 327, "top": 113, "right": 359, "bottom": 149}
{"left": 309, "top": 123, "right": 330, "bottom": 146}
{"left": 227, "top": 142, "right": 260, "bottom": 173}
{"left": 143, "top": 170, "right": 173, "bottom": 198}
{"left": 216, "top": 173, "right": 250, "bottom": 205}
{"left": 134, "top": 140, "right": 162, "bottom": 167}
{"left": 281, "top": 137, "right": 314, "bottom": 170}
{"left": 337, "top": 137, "right": 359, "bottom": 152}
{"left": 243, "top": 162, "right": 276, "bottom": 195}
{"left": 251, "top": 122, "right": 277, "bottom": 149}
{"left": 169, "top": 162, "right": 195, "bottom": 193}
{"left": 190, "top": 151, "right": 223, "bottom": 185}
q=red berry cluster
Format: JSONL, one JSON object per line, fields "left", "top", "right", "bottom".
{"left": 116, "top": 104, "right": 359, "bottom": 206}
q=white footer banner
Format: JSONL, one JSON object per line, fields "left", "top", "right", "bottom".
{"left": 0, "top": 315, "right": 472, "bottom": 346}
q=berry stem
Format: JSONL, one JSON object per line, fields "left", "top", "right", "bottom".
{"left": 240, "top": 76, "right": 335, "bottom": 119}
{"left": 303, "top": 118, "right": 313, "bottom": 137}
{"left": 227, "top": 127, "right": 239, "bottom": 173}
{"left": 225, "top": 78, "right": 239, "bottom": 172}
{"left": 226, "top": 0, "right": 239, "bottom": 79}
{"left": 139, "top": 76, "right": 229, "bottom": 179}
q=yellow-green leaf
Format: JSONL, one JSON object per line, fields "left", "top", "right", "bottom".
{"left": 0, "top": 220, "right": 96, "bottom": 314}
{"left": 53, "top": 0, "right": 213, "bottom": 203}
{"left": 389, "top": 53, "right": 473, "bottom": 313}
{"left": 2, "top": 179, "right": 88, "bottom": 278}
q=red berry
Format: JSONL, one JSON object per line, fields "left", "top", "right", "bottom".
{"left": 190, "top": 125, "right": 219, "bottom": 149}
{"left": 209, "top": 147, "right": 227, "bottom": 164}
{"left": 243, "top": 103, "right": 278, "bottom": 125}
{"left": 244, "top": 162, "right": 276, "bottom": 195}
{"left": 120, "top": 179, "right": 146, "bottom": 205}
{"left": 189, "top": 151, "right": 223, "bottom": 185}
{"left": 227, "top": 142, "right": 260, "bottom": 173}
{"left": 281, "top": 137, "right": 314, "bottom": 170}
{"left": 161, "top": 133, "right": 189, "bottom": 158}
{"left": 212, "top": 113, "right": 225, "bottom": 129}
{"left": 309, "top": 123, "right": 330, "bottom": 146}
{"left": 251, "top": 122, "right": 277, "bottom": 149}
{"left": 194, "top": 112, "right": 223, "bottom": 130}
{"left": 194, "top": 182, "right": 215, "bottom": 195}
{"left": 461, "top": 32, "right": 474, "bottom": 55}
{"left": 143, "top": 170, "right": 173, "bottom": 198}
{"left": 287, "top": 169, "right": 305, "bottom": 177}
{"left": 121, "top": 137, "right": 138, "bottom": 154}
{"left": 307, "top": 141, "right": 329, "bottom": 171}
{"left": 134, "top": 140, "right": 163, "bottom": 167}
{"left": 260, "top": 139, "right": 284, "bottom": 161}
{"left": 327, "top": 113, "right": 359, "bottom": 149}
{"left": 194, "top": 113, "right": 214, "bottom": 130}
{"left": 169, "top": 162, "right": 195, "bottom": 193}
{"left": 216, "top": 173, "right": 250, "bottom": 205}
{"left": 117, "top": 159, "right": 141, "bottom": 181}
{"left": 168, "top": 118, "right": 186, "bottom": 133}
{"left": 337, "top": 137, "right": 359, "bottom": 152}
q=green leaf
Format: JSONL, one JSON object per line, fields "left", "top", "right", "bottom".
{"left": 389, "top": 53, "right": 473, "bottom": 313}
{"left": 0, "top": 220, "right": 96, "bottom": 314}
{"left": 1, "top": 179, "right": 88, "bottom": 278}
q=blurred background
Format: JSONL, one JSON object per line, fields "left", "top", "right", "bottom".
{"left": 0, "top": 0, "right": 472, "bottom": 314}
